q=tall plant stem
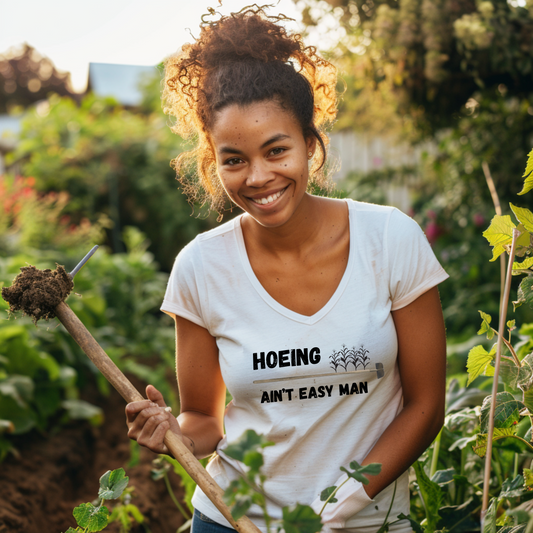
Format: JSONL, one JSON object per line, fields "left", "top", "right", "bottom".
{"left": 482, "top": 161, "right": 506, "bottom": 312}
{"left": 430, "top": 428, "right": 443, "bottom": 478}
{"left": 163, "top": 470, "right": 191, "bottom": 520}
{"left": 481, "top": 228, "right": 520, "bottom": 524}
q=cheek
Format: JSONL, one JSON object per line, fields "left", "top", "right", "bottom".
{"left": 218, "top": 173, "right": 241, "bottom": 202}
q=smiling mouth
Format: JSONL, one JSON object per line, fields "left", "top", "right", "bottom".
{"left": 249, "top": 187, "right": 287, "bottom": 206}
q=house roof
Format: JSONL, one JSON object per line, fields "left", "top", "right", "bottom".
{"left": 88, "top": 63, "right": 158, "bottom": 106}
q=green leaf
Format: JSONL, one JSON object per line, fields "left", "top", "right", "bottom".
{"left": 0, "top": 375, "right": 34, "bottom": 408}
{"left": 478, "top": 311, "right": 494, "bottom": 339}
{"left": 518, "top": 148, "right": 533, "bottom": 195}
{"left": 243, "top": 450, "right": 264, "bottom": 475}
{"left": 282, "top": 503, "right": 323, "bottom": 533}
{"left": 340, "top": 461, "right": 382, "bottom": 485}
{"left": 490, "top": 244, "right": 507, "bottom": 262}
{"left": 124, "top": 504, "right": 144, "bottom": 523}
{"left": 480, "top": 392, "right": 524, "bottom": 432}
{"left": 320, "top": 485, "right": 338, "bottom": 503}
{"left": 523, "top": 468, "right": 533, "bottom": 488}
{"left": 62, "top": 399, "right": 104, "bottom": 425}
{"left": 223, "top": 430, "right": 274, "bottom": 463}
{"left": 412, "top": 461, "right": 443, "bottom": 532}
{"left": 500, "top": 359, "right": 533, "bottom": 391}
{"left": 513, "top": 276, "right": 533, "bottom": 311}
{"left": 473, "top": 428, "right": 515, "bottom": 457}
{"left": 431, "top": 468, "right": 455, "bottom": 486}
{"left": 396, "top": 513, "right": 424, "bottom": 533}
{"left": 466, "top": 345, "right": 496, "bottom": 386}
{"left": 523, "top": 388, "right": 533, "bottom": 413}
{"left": 98, "top": 469, "right": 129, "bottom": 500}
{"left": 483, "top": 497, "right": 498, "bottom": 533}
{"left": 507, "top": 320, "right": 516, "bottom": 331}
{"left": 510, "top": 204, "right": 533, "bottom": 233}
{"left": 500, "top": 475, "right": 526, "bottom": 499}
{"left": 483, "top": 215, "right": 516, "bottom": 247}
{"left": 436, "top": 499, "right": 479, "bottom": 533}
{"left": 73, "top": 502, "right": 109, "bottom": 532}
{"left": 513, "top": 257, "right": 533, "bottom": 274}
{"left": 228, "top": 493, "right": 253, "bottom": 521}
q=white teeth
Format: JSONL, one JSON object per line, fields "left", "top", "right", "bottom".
{"left": 252, "top": 188, "right": 285, "bottom": 205}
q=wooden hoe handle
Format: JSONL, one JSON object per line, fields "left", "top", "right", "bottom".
{"left": 55, "top": 301, "right": 261, "bottom": 533}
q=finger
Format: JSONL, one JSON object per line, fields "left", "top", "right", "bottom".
{"left": 125, "top": 400, "right": 156, "bottom": 421}
{"left": 146, "top": 384, "right": 167, "bottom": 408}
{"left": 137, "top": 417, "right": 170, "bottom": 454}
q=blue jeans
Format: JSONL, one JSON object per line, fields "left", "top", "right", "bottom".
{"left": 191, "top": 509, "right": 236, "bottom": 532}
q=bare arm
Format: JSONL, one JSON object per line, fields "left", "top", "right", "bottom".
{"left": 175, "top": 315, "right": 226, "bottom": 458}
{"left": 125, "top": 316, "right": 226, "bottom": 459}
{"left": 361, "top": 286, "right": 446, "bottom": 499}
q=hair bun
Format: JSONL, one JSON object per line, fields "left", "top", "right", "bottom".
{"left": 198, "top": 10, "right": 301, "bottom": 67}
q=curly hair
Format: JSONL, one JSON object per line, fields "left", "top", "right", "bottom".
{"left": 163, "top": 5, "right": 338, "bottom": 216}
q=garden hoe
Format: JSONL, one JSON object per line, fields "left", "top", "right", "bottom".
{"left": 1, "top": 246, "right": 261, "bottom": 533}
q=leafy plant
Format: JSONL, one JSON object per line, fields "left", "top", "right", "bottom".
{"left": 62, "top": 468, "right": 144, "bottom": 533}
{"left": 222, "top": 429, "right": 384, "bottom": 533}
{"left": 462, "top": 149, "right": 533, "bottom": 529}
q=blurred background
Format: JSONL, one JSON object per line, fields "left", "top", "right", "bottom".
{"left": 1, "top": 0, "right": 533, "bottom": 531}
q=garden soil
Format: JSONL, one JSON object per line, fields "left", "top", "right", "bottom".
{"left": 1, "top": 264, "right": 73, "bottom": 323}
{"left": 0, "top": 375, "right": 186, "bottom": 533}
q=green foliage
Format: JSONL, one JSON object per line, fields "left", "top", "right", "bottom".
{"left": 339, "top": 460, "right": 382, "bottom": 486}
{"left": 73, "top": 503, "right": 110, "bottom": 532}
{"left": 412, "top": 461, "right": 443, "bottom": 533}
{"left": 98, "top": 469, "right": 130, "bottom": 500}
{"left": 299, "top": 0, "right": 533, "bottom": 135}
{"left": 518, "top": 149, "right": 533, "bottom": 196}
{"left": 479, "top": 393, "right": 523, "bottom": 433}
{"left": 9, "top": 90, "right": 217, "bottom": 271}
{"left": 151, "top": 455, "right": 195, "bottom": 525}
{"left": 0, "top": 225, "right": 178, "bottom": 459}
{"left": 63, "top": 468, "right": 141, "bottom": 533}
{"left": 466, "top": 344, "right": 495, "bottom": 385}
{"left": 281, "top": 503, "right": 322, "bottom": 533}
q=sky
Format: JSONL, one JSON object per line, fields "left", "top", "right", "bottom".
{"left": 0, "top": 0, "right": 309, "bottom": 92}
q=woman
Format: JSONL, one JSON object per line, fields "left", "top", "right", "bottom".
{"left": 126, "top": 7, "right": 448, "bottom": 533}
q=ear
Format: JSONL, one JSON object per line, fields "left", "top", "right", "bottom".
{"left": 306, "top": 135, "right": 317, "bottom": 158}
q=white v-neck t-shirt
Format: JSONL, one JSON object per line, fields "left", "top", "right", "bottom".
{"left": 161, "top": 200, "right": 449, "bottom": 532}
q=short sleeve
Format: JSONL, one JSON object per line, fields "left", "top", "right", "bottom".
{"left": 160, "top": 240, "right": 208, "bottom": 329}
{"left": 387, "top": 209, "right": 449, "bottom": 311}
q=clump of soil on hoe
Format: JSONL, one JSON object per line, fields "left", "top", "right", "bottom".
{"left": 1, "top": 264, "right": 73, "bottom": 322}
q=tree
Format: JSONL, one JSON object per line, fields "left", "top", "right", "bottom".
{"left": 297, "top": 0, "right": 533, "bottom": 136}
{"left": 0, "top": 44, "right": 78, "bottom": 113}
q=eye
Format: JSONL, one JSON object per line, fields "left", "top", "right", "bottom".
{"left": 224, "top": 157, "right": 244, "bottom": 166}
{"left": 269, "top": 147, "right": 286, "bottom": 157}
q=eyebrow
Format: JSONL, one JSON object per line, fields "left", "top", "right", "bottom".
{"left": 218, "top": 133, "right": 291, "bottom": 155}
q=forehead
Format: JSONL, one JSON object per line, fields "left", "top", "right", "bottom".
{"left": 210, "top": 101, "right": 302, "bottom": 146}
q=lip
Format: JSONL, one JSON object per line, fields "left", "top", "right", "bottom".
{"left": 245, "top": 186, "right": 289, "bottom": 208}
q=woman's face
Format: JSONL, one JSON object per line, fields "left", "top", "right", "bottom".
{"left": 210, "top": 100, "right": 316, "bottom": 229}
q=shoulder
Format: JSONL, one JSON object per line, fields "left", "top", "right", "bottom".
{"left": 346, "top": 199, "right": 421, "bottom": 231}
{"left": 177, "top": 215, "right": 241, "bottom": 261}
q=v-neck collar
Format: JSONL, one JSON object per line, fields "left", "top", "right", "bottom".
{"left": 233, "top": 199, "right": 356, "bottom": 325}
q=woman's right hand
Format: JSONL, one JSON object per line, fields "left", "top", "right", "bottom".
{"left": 125, "top": 384, "right": 182, "bottom": 455}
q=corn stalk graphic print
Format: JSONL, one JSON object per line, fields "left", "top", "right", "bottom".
{"left": 329, "top": 345, "right": 371, "bottom": 372}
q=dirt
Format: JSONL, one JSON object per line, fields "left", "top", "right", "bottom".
{"left": 0, "top": 376, "right": 187, "bottom": 533}
{"left": 1, "top": 264, "right": 73, "bottom": 323}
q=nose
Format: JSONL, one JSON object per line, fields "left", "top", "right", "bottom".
{"left": 246, "top": 159, "right": 273, "bottom": 188}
